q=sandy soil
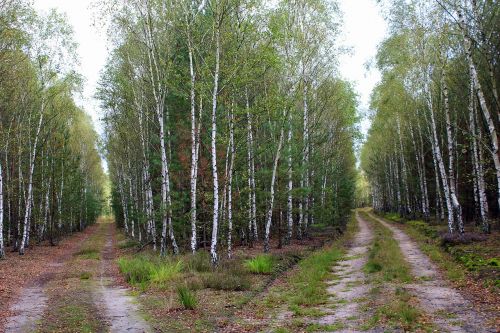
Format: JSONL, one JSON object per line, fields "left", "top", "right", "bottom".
{"left": 315, "top": 212, "right": 375, "bottom": 332}
{"left": 368, "top": 212, "right": 496, "bottom": 333}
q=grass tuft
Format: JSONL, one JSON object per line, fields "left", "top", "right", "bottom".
{"left": 244, "top": 255, "right": 274, "bottom": 274}
{"left": 74, "top": 247, "right": 100, "bottom": 260}
{"left": 150, "top": 260, "right": 183, "bottom": 288}
{"left": 117, "top": 239, "right": 140, "bottom": 249}
{"left": 118, "top": 256, "right": 183, "bottom": 289}
{"left": 177, "top": 286, "right": 197, "bottom": 309}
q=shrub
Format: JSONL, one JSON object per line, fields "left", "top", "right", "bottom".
{"left": 440, "top": 232, "right": 487, "bottom": 246}
{"left": 80, "top": 272, "right": 92, "bottom": 280}
{"left": 407, "top": 220, "right": 439, "bottom": 239}
{"left": 202, "top": 271, "right": 251, "bottom": 291}
{"left": 186, "top": 251, "right": 212, "bottom": 272}
{"left": 184, "top": 275, "right": 204, "bottom": 290}
{"left": 365, "top": 262, "right": 383, "bottom": 273}
{"left": 244, "top": 255, "right": 274, "bottom": 274}
{"left": 177, "top": 286, "right": 197, "bottom": 309}
{"left": 150, "top": 260, "right": 183, "bottom": 288}
{"left": 384, "top": 212, "right": 402, "bottom": 223}
{"left": 117, "top": 257, "right": 154, "bottom": 285}
{"left": 117, "top": 239, "right": 140, "bottom": 249}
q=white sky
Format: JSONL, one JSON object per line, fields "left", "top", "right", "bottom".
{"left": 33, "top": 0, "right": 387, "bottom": 143}
{"left": 337, "top": 0, "right": 387, "bottom": 137}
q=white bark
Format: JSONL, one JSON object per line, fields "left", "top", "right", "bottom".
{"left": 58, "top": 161, "right": 64, "bottom": 230}
{"left": 246, "top": 88, "right": 257, "bottom": 242}
{"left": 459, "top": 10, "right": 500, "bottom": 211}
{"left": 443, "top": 73, "right": 463, "bottom": 233}
{"left": 188, "top": 36, "right": 198, "bottom": 254}
{"left": 141, "top": 9, "right": 177, "bottom": 255}
{"left": 127, "top": 159, "right": 135, "bottom": 239}
{"left": 0, "top": 160, "right": 4, "bottom": 259}
{"left": 42, "top": 173, "right": 50, "bottom": 239}
{"left": 227, "top": 104, "right": 235, "bottom": 258}
{"left": 302, "top": 84, "right": 310, "bottom": 233}
{"left": 397, "top": 118, "right": 411, "bottom": 215}
{"left": 286, "top": 111, "right": 293, "bottom": 244}
{"left": 210, "top": 21, "right": 221, "bottom": 265}
{"left": 118, "top": 170, "right": 129, "bottom": 235}
{"left": 469, "top": 79, "right": 489, "bottom": 231}
{"left": 19, "top": 99, "right": 45, "bottom": 255}
{"left": 264, "top": 121, "right": 285, "bottom": 253}
{"left": 410, "top": 122, "right": 430, "bottom": 219}
{"left": 426, "top": 78, "right": 454, "bottom": 233}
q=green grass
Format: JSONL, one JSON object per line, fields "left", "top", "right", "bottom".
{"left": 177, "top": 286, "right": 197, "bottom": 309}
{"left": 374, "top": 213, "right": 499, "bottom": 290}
{"left": 37, "top": 297, "right": 104, "bottom": 333}
{"left": 202, "top": 267, "right": 252, "bottom": 291}
{"left": 305, "top": 322, "right": 345, "bottom": 332}
{"left": 394, "top": 220, "right": 465, "bottom": 283}
{"left": 360, "top": 211, "right": 434, "bottom": 331}
{"left": 150, "top": 260, "right": 183, "bottom": 289}
{"left": 80, "top": 272, "right": 92, "bottom": 280}
{"left": 244, "top": 254, "right": 274, "bottom": 274}
{"left": 361, "top": 212, "right": 412, "bottom": 283}
{"left": 117, "top": 239, "right": 140, "bottom": 249}
{"left": 185, "top": 251, "right": 212, "bottom": 272}
{"left": 117, "top": 256, "right": 183, "bottom": 289}
{"left": 74, "top": 247, "right": 100, "bottom": 260}
{"left": 257, "top": 213, "right": 357, "bottom": 327}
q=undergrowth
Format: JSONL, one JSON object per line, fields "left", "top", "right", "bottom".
{"left": 244, "top": 255, "right": 274, "bottom": 274}
{"left": 177, "top": 286, "right": 197, "bottom": 309}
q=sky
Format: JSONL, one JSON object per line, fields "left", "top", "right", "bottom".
{"left": 33, "top": 0, "right": 388, "bottom": 143}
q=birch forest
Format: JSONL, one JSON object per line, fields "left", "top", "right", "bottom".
{"left": 98, "top": 0, "right": 358, "bottom": 264}
{"left": 1, "top": 0, "right": 499, "bottom": 332}
{"left": 361, "top": 0, "right": 500, "bottom": 234}
{"left": 0, "top": 1, "right": 105, "bottom": 258}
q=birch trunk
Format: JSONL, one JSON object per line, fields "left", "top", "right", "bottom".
{"left": 127, "top": 160, "right": 135, "bottom": 239}
{"left": 118, "top": 170, "right": 129, "bottom": 235}
{"left": 210, "top": 21, "right": 221, "bottom": 265}
{"left": 409, "top": 124, "right": 428, "bottom": 219}
{"left": 246, "top": 89, "right": 257, "bottom": 242}
{"left": 0, "top": 160, "right": 4, "bottom": 258}
{"left": 459, "top": 10, "right": 500, "bottom": 211}
{"left": 130, "top": 61, "right": 155, "bottom": 249}
{"left": 397, "top": 118, "right": 411, "bottom": 215}
{"left": 142, "top": 14, "right": 177, "bottom": 255}
{"left": 264, "top": 121, "right": 285, "bottom": 253}
{"left": 443, "top": 73, "right": 463, "bottom": 233}
{"left": 469, "top": 79, "right": 490, "bottom": 232}
{"left": 286, "top": 111, "right": 293, "bottom": 244}
{"left": 426, "top": 81, "right": 455, "bottom": 233}
{"left": 58, "top": 161, "right": 64, "bottom": 230}
{"left": 227, "top": 104, "right": 235, "bottom": 258}
{"left": 302, "top": 84, "right": 310, "bottom": 233}
{"left": 188, "top": 37, "right": 198, "bottom": 254}
{"left": 19, "top": 100, "right": 45, "bottom": 255}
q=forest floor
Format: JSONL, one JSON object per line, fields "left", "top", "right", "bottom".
{"left": 1, "top": 211, "right": 498, "bottom": 333}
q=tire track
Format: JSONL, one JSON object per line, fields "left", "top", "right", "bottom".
{"left": 368, "top": 212, "right": 495, "bottom": 333}
{"left": 315, "top": 211, "right": 374, "bottom": 332}
{"left": 96, "top": 222, "right": 152, "bottom": 333}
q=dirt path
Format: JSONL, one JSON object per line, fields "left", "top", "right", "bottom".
{"left": 96, "top": 222, "right": 152, "bottom": 333}
{"left": 315, "top": 211, "right": 374, "bottom": 332}
{"left": 2, "top": 226, "right": 97, "bottom": 333}
{"left": 368, "top": 212, "right": 495, "bottom": 333}
{"left": 3, "top": 220, "right": 152, "bottom": 333}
